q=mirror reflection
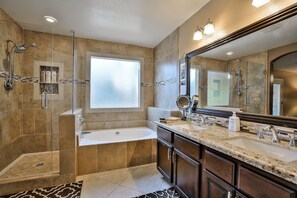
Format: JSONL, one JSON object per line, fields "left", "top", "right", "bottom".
{"left": 189, "top": 14, "right": 297, "bottom": 117}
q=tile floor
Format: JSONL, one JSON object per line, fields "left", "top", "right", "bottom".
{"left": 0, "top": 151, "right": 59, "bottom": 184}
{"left": 77, "top": 163, "right": 172, "bottom": 198}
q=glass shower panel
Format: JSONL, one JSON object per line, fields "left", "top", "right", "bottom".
{"left": 0, "top": 20, "right": 79, "bottom": 188}
{"left": 72, "top": 34, "right": 83, "bottom": 113}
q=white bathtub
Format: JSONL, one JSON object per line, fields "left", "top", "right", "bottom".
{"left": 79, "top": 127, "right": 157, "bottom": 146}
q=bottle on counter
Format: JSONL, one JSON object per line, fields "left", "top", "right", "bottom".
{"left": 228, "top": 111, "right": 240, "bottom": 132}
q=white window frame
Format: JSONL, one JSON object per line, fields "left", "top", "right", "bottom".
{"left": 86, "top": 52, "right": 144, "bottom": 113}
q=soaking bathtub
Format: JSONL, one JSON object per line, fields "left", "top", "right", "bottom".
{"left": 79, "top": 127, "right": 157, "bottom": 146}
{"left": 77, "top": 127, "right": 157, "bottom": 175}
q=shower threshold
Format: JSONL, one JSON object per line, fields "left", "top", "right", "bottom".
{"left": 0, "top": 151, "right": 59, "bottom": 184}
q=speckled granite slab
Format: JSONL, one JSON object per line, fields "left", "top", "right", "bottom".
{"left": 157, "top": 121, "right": 297, "bottom": 185}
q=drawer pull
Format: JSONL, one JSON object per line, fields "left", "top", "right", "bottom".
{"left": 167, "top": 148, "right": 172, "bottom": 161}
{"left": 172, "top": 151, "right": 176, "bottom": 163}
{"left": 227, "top": 191, "right": 232, "bottom": 198}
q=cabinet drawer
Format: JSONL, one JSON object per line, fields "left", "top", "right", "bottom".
{"left": 204, "top": 149, "right": 235, "bottom": 185}
{"left": 238, "top": 166, "right": 296, "bottom": 198}
{"left": 157, "top": 127, "right": 173, "bottom": 143}
{"left": 174, "top": 134, "right": 201, "bottom": 161}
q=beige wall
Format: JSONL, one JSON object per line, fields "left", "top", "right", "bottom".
{"left": 0, "top": 9, "right": 24, "bottom": 171}
{"left": 154, "top": 29, "right": 179, "bottom": 109}
{"left": 77, "top": 38, "right": 154, "bottom": 129}
{"left": 273, "top": 70, "right": 297, "bottom": 117}
{"left": 179, "top": 0, "right": 297, "bottom": 58}
{"left": 154, "top": 0, "right": 296, "bottom": 110}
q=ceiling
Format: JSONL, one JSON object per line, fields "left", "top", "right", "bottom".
{"left": 0, "top": 0, "right": 210, "bottom": 48}
{"left": 199, "top": 14, "right": 297, "bottom": 61}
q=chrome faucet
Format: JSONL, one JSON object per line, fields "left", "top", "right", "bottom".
{"left": 264, "top": 125, "right": 281, "bottom": 143}
{"left": 288, "top": 134, "right": 296, "bottom": 147}
{"left": 197, "top": 114, "right": 206, "bottom": 125}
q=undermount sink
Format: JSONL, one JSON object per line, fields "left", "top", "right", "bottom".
{"left": 226, "top": 137, "right": 297, "bottom": 162}
{"left": 175, "top": 124, "right": 206, "bottom": 131}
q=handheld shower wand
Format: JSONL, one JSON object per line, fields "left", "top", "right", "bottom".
{"left": 4, "top": 39, "right": 37, "bottom": 90}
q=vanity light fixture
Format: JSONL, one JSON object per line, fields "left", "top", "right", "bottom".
{"left": 193, "top": 18, "right": 215, "bottom": 41}
{"left": 44, "top": 16, "right": 57, "bottom": 23}
{"left": 193, "top": 26, "right": 203, "bottom": 41}
{"left": 252, "top": 0, "right": 270, "bottom": 8}
{"left": 204, "top": 19, "right": 215, "bottom": 35}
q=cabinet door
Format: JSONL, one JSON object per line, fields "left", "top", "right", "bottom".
{"left": 238, "top": 166, "right": 296, "bottom": 198}
{"left": 157, "top": 138, "right": 173, "bottom": 183}
{"left": 235, "top": 191, "right": 249, "bottom": 198}
{"left": 173, "top": 149, "right": 200, "bottom": 198}
{"left": 203, "top": 169, "right": 235, "bottom": 198}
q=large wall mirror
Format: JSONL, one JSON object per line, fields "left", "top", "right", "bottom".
{"left": 186, "top": 4, "right": 297, "bottom": 120}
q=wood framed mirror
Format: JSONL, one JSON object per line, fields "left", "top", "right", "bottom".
{"left": 185, "top": 3, "right": 297, "bottom": 128}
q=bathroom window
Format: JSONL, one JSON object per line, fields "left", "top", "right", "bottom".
{"left": 90, "top": 56, "right": 141, "bottom": 109}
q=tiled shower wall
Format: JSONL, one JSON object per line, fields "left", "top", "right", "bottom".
{"left": 154, "top": 28, "right": 179, "bottom": 109}
{"left": 22, "top": 30, "right": 74, "bottom": 152}
{"left": 0, "top": 9, "right": 24, "bottom": 171}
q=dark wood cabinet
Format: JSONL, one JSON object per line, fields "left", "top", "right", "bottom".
{"left": 204, "top": 149, "right": 235, "bottom": 185}
{"left": 173, "top": 149, "right": 200, "bottom": 198}
{"left": 203, "top": 169, "right": 235, "bottom": 198}
{"left": 174, "top": 134, "right": 201, "bottom": 161}
{"left": 157, "top": 138, "right": 173, "bottom": 183}
{"left": 238, "top": 166, "right": 296, "bottom": 198}
{"left": 235, "top": 191, "right": 249, "bottom": 198}
{"left": 156, "top": 126, "right": 297, "bottom": 198}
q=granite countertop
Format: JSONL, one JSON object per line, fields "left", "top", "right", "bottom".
{"left": 157, "top": 121, "right": 297, "bottom": 185}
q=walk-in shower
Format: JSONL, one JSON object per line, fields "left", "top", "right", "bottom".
{"left": 4, "top": 39, "right": 37, "bottom": 90}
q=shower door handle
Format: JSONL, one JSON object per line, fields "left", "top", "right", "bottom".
{"left": 41, "top": 92, "right": 48, "bottom": 110}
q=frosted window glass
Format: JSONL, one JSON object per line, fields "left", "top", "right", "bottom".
{"left": 90, "top": 56, "right": 141, "bottom": 109}
{"left": 207, "top": 71, "right": 230, "bottom": 106}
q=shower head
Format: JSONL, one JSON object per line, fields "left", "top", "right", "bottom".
{"left": 14, "top": 43, "right": 37, "bottom": 53}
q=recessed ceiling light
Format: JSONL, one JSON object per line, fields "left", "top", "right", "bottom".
{"left": 226, "top": 51, "right": 234, "bottom": 56}
{"left": 252, "top": 0, "right": 270, "bottom": 8}
{"left": 44, "top": 16, "right": 57, "bottom": 23}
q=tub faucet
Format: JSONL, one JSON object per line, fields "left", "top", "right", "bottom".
{"left": 264, "top": 125, "right": 281, "bottom": 143}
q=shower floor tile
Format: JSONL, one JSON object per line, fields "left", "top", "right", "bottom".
{"left": 77, "top": 163, "right": 172, "bottom": 198}
{"left": 0, "top": 151, "right": 59, "bottom": 183}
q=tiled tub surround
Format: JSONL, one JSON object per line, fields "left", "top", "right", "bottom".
{"left": 157, "top": 121, "right": 297, "bottom": 185}
{"left": 77, "top": 127, "right": 157, "bottom": 175}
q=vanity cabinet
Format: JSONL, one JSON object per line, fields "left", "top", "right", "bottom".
{"left": 157, "top": 139, "right": 173, "bottom": 183}
{"left": 203, "top": 169, "right": 235, "bottom": 198}
{"left": 156, "top": 125, "right": 297, "bottom": 198}
{"left": 237, "top": 166, "right": 296, "bottom": 198}
{"left": 173, "top": 146, "right": 200, "bottom": 198}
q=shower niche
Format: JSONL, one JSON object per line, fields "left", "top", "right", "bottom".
{"left": 34, "top": 60, "right": 64, "bottom": 100}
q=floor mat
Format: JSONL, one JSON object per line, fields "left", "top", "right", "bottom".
{"left": 1, "top": 181, "right": 83, "bottom": 198}
{"left": 134, "top": 187, "right": 180, "bottom": 198}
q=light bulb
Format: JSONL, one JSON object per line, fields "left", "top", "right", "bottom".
{"left": 204, "top": 19, "right": 215, "bottom": 35}
{"left": 193, "top": 27, "right": 203, "bottom": 41}
{"left": 44, "top": 16, "right": 57, "bottom": 23}
{"left": 252, "top": 0, "right": 270, "bottom": 8}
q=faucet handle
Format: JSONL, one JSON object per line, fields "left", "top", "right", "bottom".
{"left": 257, "top": 128, "right": 265, "bottom": 139}
{"left": 288, "top": 134, "right": 296, "bottom": 147}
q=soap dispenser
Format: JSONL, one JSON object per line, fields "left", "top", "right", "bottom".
{"left": 228, "top": 111, "right": 240, "bottom": 132}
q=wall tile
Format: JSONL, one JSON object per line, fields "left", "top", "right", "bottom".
{"left": 77, "top": 145, "right": 97, "bottom": 175}
{"left": 97, "top": 142, "right": 127, "bottom": 172}
{"left": 127, "top": 140, "right": 152, "bottom": 167}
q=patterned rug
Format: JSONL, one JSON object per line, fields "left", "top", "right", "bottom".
{"left": 135, "top": 187, "right": 180, "bottom": 198}
{"left": 0, "top": 181, "right": 83, "bottom": 198}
